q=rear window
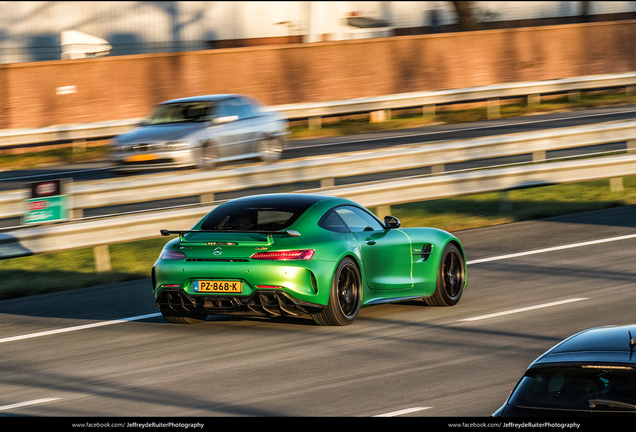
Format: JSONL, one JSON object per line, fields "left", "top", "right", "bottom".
{"left": 509, "top": 365, "right": 636, "bottom": 411}
{"left": 199, "top": 199, "right": 315, "bottom": 231}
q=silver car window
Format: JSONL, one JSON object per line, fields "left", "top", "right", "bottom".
{"left": 232, "top": 98, "right": 252, "bottom": 120}
{"left": 222, "top": 99, "right": 244, "bottom": 119}
{"left": 334, "top": 206, "right": 384, "bottom": 232}
{"left": 216, "top": 100, "right": 231, "bottom": 118}
{"left": 145, "top": 102, "right": 213, "bottom": 125}
{"left": 238, "top": 97, "right": 259, "bottom": 118}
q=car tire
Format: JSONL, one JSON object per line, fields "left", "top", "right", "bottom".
{"left": 160, "top": 307, "right": 207, "bottom": 324}
{"left": 258, "top": 136, "right": 282, "bottom": 162}
{"left": 424, "top": 243, "right": 465, "bottom": 307}
{"left": 197, "top": 142, "right": 217, "bottom": 169}
{"left": 311, "top": 257, "right": 361, "bottom": 326}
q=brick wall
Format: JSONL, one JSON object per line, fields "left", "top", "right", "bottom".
{"left": 2, "top": 20, "right": 636, "bottom": 130}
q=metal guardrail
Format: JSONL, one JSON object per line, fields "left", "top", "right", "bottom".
{"left": 2, "top": 118, "right": 636, "bottom": 220}
{"left": 2, "top": 152, "right": 636, "bottom": 266}
{"left": 0, "top": 119, "right": 141, "bottom": 148}
{"left": 2, "top": 71, "right": 636, "bottom": 149}
{"left": 267, "top": 72, "right": 636, "bottom": 124}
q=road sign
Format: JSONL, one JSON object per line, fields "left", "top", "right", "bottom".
{"left": 22, "top": 179, "right": 70, "bottom": 224}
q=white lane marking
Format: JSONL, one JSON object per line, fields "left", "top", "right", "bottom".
{"left": 0, "top": 313, "right": 161, "bottom": 344}
{"left": 459, "top": 298, "right": 588, "bottom": 322}
{"left": 373, "top": 407, "right": 432, "bottom": 417}
{"left": 466, "top": 233, "right": 636, "bottom": 265}
{"left": 0, "top": 398, "right": 60, "bottom": 411}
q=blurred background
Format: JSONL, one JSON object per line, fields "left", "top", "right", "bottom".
{"left": 1, "top": 1, "right": 636, "bottom": 129}
{"left": 1, "top": 1, "right": 634, "bottom": 62}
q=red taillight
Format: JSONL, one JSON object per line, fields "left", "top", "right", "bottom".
{"left": 250, "top": 249, "right": 314, "bottom": 260}
{"left": 159, "top": 249, "right": 186, "bottom": 260}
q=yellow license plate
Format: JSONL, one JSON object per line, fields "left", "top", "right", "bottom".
{"left": 194, "top": 280, "right": 242, "bottom": 293}
{"left": 125, "top": 154, "right": 159, "bottom": 162}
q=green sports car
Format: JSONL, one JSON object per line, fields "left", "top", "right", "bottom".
{"left": 152, "top": 193, "right": 467, "bottom": 326}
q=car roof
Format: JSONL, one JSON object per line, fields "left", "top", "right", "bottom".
{"left": 160, "top": 94, "right": 243, "bottom": 104}
{"left": 214, "top": 194, "right": 365, "bottom": 220}
{"left": 530, "top": 324, "right": 636, "bottom": 367}
{"left": 220, "top": 193, "right": 346, "bottom": 207}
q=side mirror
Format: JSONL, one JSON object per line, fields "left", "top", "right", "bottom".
{"left": 384, "top": 216, "right": 401, "bottom": 229}
{"left": 212, "top": 115, "right": 239, "bottom": 125}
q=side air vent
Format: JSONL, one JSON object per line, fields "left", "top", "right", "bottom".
{"left": 413, "top": 244, "right": 433, "bottom": 261}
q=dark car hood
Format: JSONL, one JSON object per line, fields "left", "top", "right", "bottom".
{"left": 116, "top": 122, "right": 206, "bottom": 144}
{"left": 494, "top": 403, "right": 636, "bottom": 417}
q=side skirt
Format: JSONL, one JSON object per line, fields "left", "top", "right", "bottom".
{"left": 362, "top": 294, "right": 427, "bottom": 307}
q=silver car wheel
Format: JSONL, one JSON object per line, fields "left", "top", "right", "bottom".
{"left": 197, "top": 143, "right": 217, "bottom": 168}
{"left": 258, "top": 137, "right": 282, "bottom": 162}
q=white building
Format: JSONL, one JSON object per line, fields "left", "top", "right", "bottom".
{"left": 0, "top": 1, "right": 634, "bottom": 64}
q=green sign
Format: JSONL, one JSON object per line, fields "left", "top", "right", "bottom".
{"left": 22, "top": 195, "right": 69, "bottom": 224}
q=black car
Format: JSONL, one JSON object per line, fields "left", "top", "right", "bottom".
{"left": 493, "top": 324, "right": 636, "bottom": 417}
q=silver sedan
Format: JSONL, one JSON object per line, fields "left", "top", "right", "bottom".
{"left": 109, "top": 94, "right": 288, "bottom": 172}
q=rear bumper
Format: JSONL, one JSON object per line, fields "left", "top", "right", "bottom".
{"left": 156, "top": 288, "right": 324, "bottom": 318}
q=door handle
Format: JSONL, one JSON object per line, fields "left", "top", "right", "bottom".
{"left": 365, "top": 238, "right": 376, "bottom": 245}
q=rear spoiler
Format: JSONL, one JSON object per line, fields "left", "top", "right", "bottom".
{"left": 160, "top": 229, "right": 301, "bottom": 237}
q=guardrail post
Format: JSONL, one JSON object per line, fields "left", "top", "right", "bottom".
{"left": 94, "top": 245, "right": 111, "bottom": 272}
{"left": 527, "top": 94, "right": 540, "bottom": 107}
{"left": 308, "top": 116, "right": 322, "bottom": 130}
{"left": 370, "top": 110, "right": 392, "bottom": 123}
{"left": 532, "top": 151, "right": 546, "bottom": 162}
{"left": 369, "top": 111, "right": 385, "bottom": 123}
{"left": 431, "top": 164, "right": 444, "bottom": 174}
{"left": 423, "top": 105, "right": 436, "bottom": 117}
{"left": 487, "top": 98, "right": 500, "bottom": 119}
{"left": 200, "top": 192, "right": 215, "bottom": 203}
{"left": 321, "top": 178, "right": 335, "bottom": 188}
{"left": 628, "top": 139, "right": 636, "bottom": 153}
{"left": 610, "top": 177, "right": 624, "bottom": 192}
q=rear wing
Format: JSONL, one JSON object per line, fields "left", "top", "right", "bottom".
{"left": 160, "top": 229, "right": 301, "bottom": 238}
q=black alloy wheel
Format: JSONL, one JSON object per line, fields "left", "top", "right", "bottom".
{"left": 424, "top": 243, "right": 465, "bottom": 307}
{"left": 312, "top": 257, "right": 362, "bottom": 326}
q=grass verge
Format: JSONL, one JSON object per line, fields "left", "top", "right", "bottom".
{"left": 3, "top": 176, "right": 636, "bottom": 301}
{"left": 0, "top": 144, "right": 109, "bottom": 171}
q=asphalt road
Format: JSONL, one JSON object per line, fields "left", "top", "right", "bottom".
{"left": 2, "top": 204, "right": 635, "bottom": 418}
{"left": 2, "top": 103, "right": 636, "bottom": 191}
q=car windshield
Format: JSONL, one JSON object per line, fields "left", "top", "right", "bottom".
{"left": 199, "top": 199, "right": 316, "bottom": 232}
{"left": 144, "top": 102, "right": 214, "bottom": 125}
{"left": 509, "top": 365, "right": 636, "bottom": 411}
